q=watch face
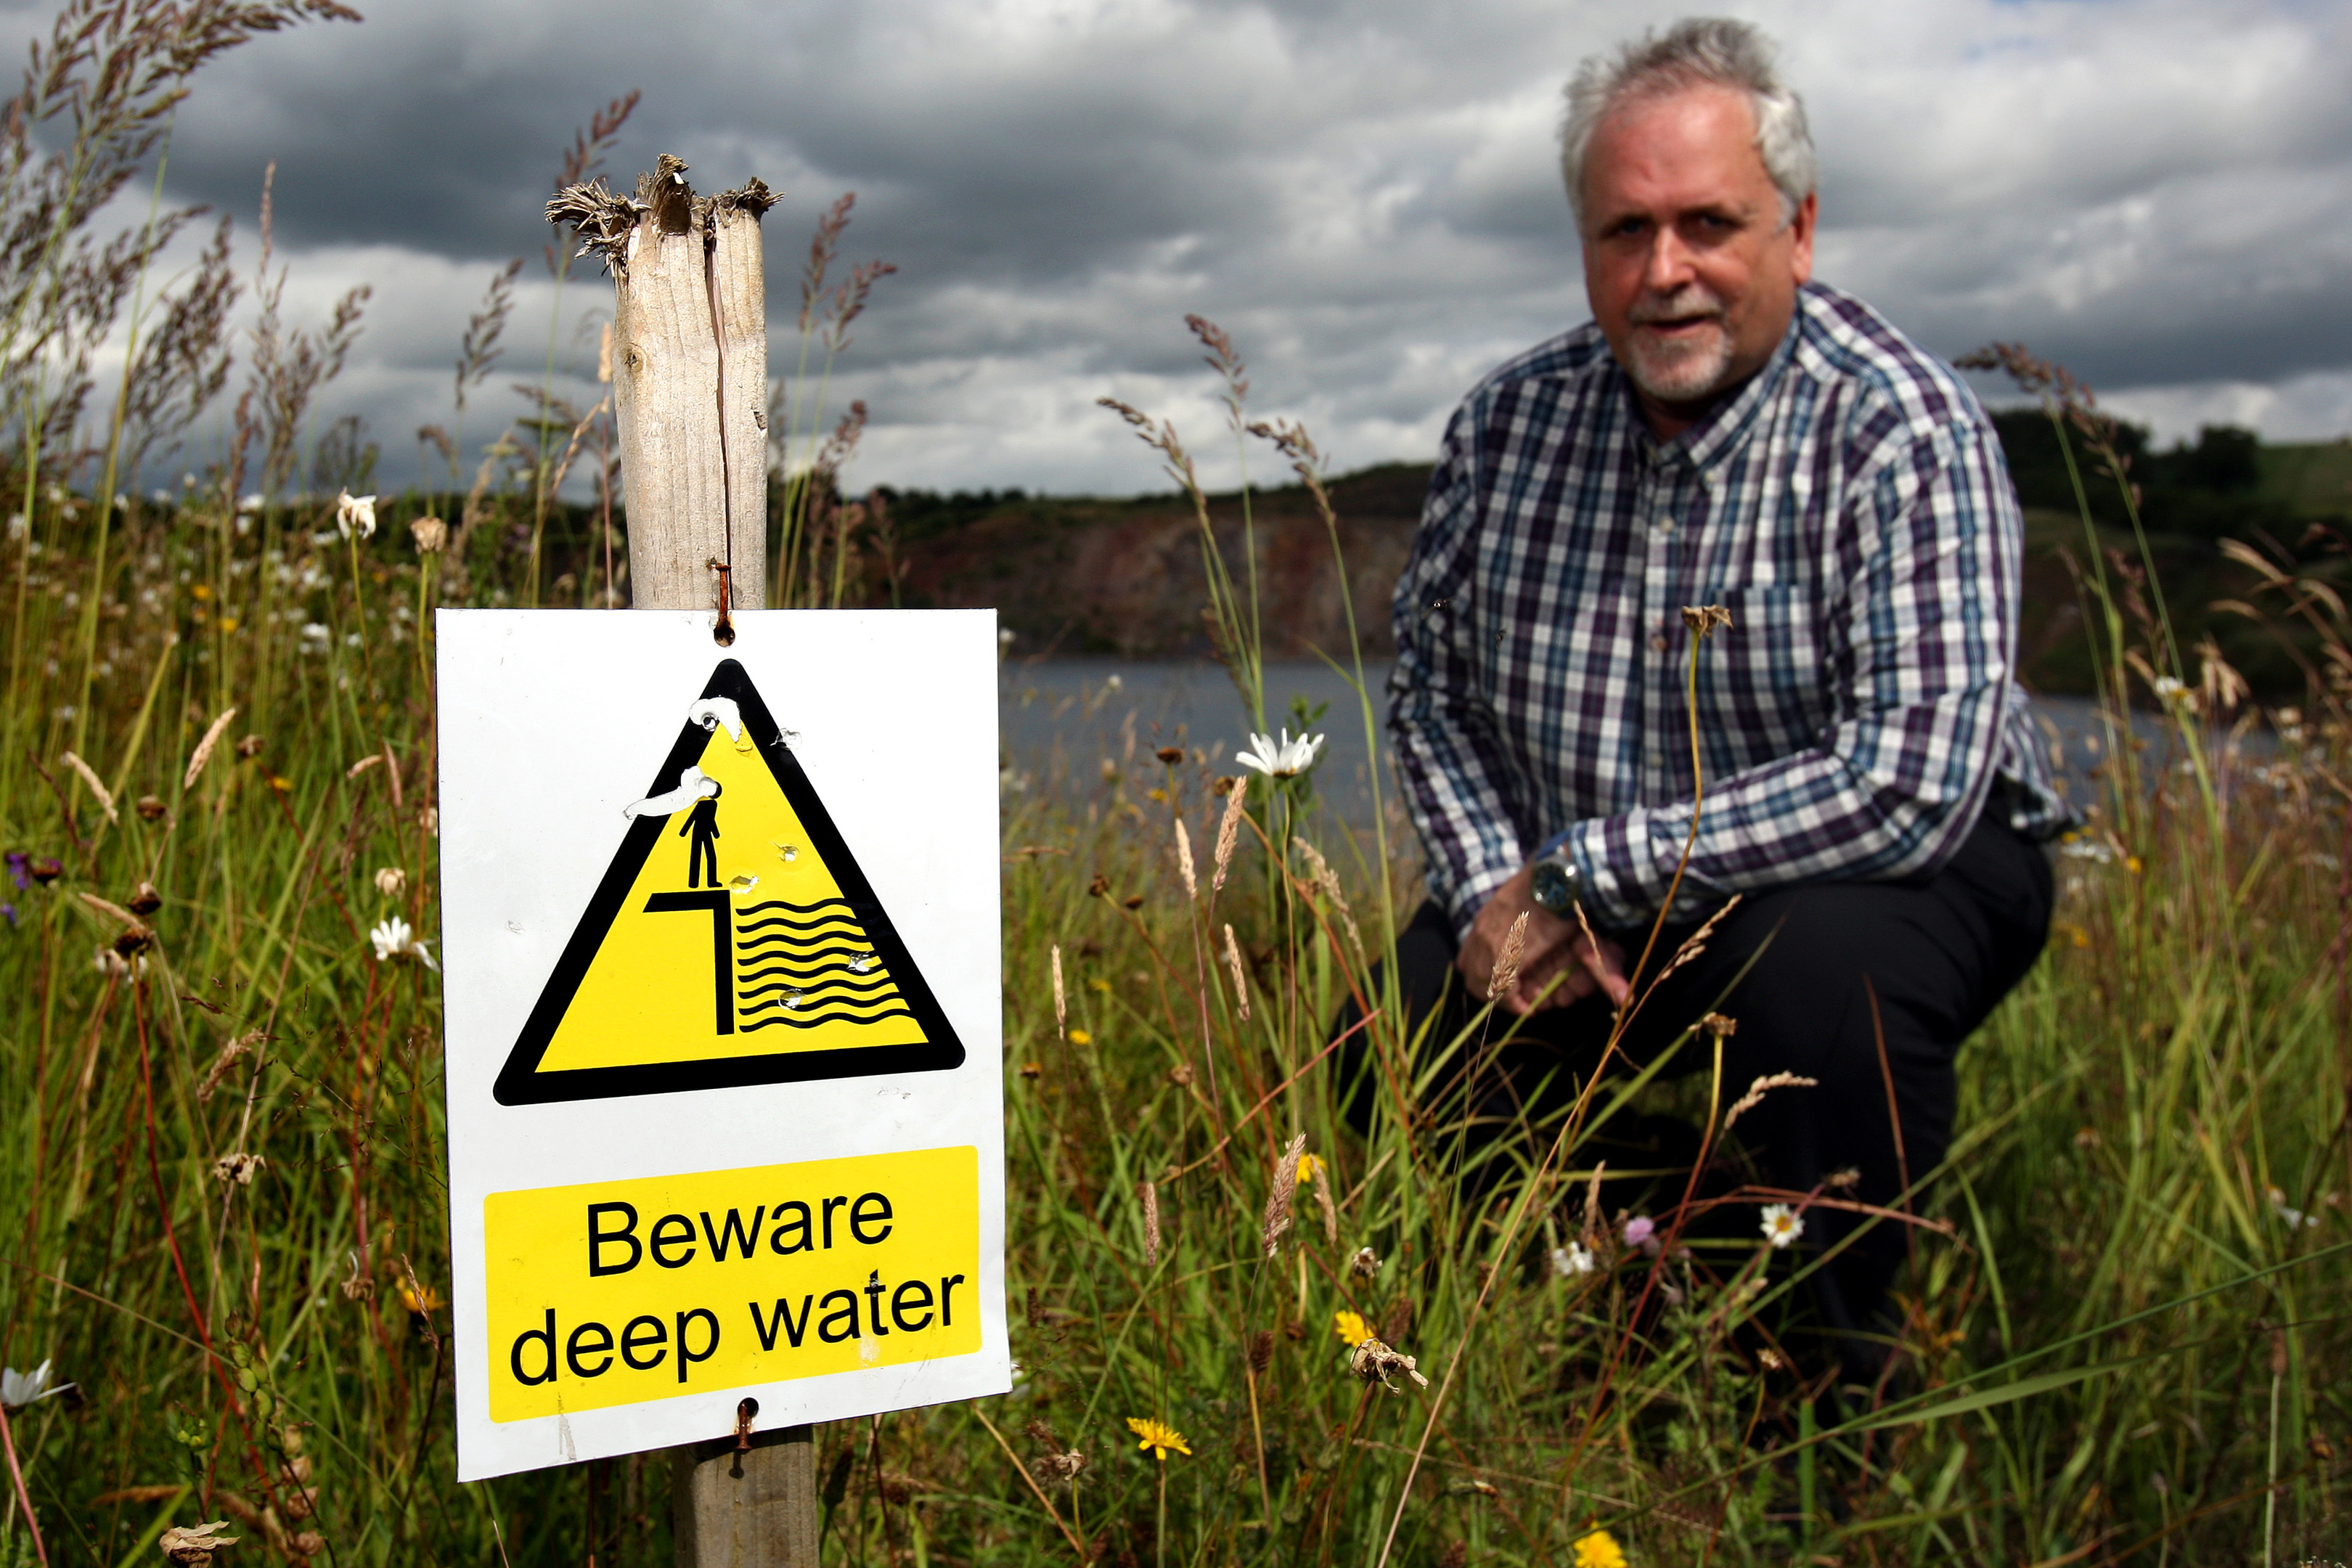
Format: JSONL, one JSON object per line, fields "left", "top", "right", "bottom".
{"left": 1530, "top": 859, "right": 1574, "bottom": 915}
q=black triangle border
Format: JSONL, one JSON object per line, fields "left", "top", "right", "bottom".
{"left": 491, "top": 659, "right": 968, "bottom": 1105}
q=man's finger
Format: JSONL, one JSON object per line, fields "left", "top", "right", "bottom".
{"left": 1579, "top": 937, "right": 1631, "bottom": 1008}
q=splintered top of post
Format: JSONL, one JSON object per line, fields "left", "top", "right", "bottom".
{"left": 546, "top": 155, "right": 779, "bottom": 279}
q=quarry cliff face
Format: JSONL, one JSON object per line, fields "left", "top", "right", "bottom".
{"left": 891, "top": 464, "right": 1428, "bottom": 658}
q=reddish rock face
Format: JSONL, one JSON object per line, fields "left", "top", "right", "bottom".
{"left": 889, "top": 464, "right": 1425, "bottom": 659}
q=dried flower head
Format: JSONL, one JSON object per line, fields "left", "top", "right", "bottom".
{"left": 1720, "top": 1071, "right": 1818, "bottom": 1135}
{"left": 1700, "top": 1011, "right": 1737, "bottom": 1038}
{"left": 374, "top": 866, "right": 406, "bottom": 899}
{"left": 1173, "top": 818, "right": 1197, "bottom": 899}
{"left": 1681, "top": 603, "right": 1733, "bottom": 640}
{"left": 211, "top": 1152, "right": 264, "bottom": 1185}
{"left": 1050, "top": 944, "right": 1066, "bottom": 1037}
{"left": 234, "top": 735, "right": 264, "bottom": 759}
{"left": 1125, "top": 1416, "right": 1190, "bottom": 1461}
{"left": 1347, "top": 1336, "right": 1429, "bottom": 1394}
{"left": 1348, "top": 1246, "right": 1382, "bottom": 1279}
{"left": 1487, "top": 911, "right": 1530, "bottom": 1001}
{"left": 1212, "top": 774, "right": 1247, "bottom": 892}
{"left": 160, "top": 1522, "right": 240, "bottom": 1565}
{"left": 128, "top": 881, "right": 163, "bottom": 916}
{"left": 1138, "top": 1180, "right": 1161, "bottom": 1267}
{"left": 184, "top": 706, "right": 240, "bottom": 791}
{"left": 136, "top": 795, "right": 167, "bottom": 822}
{"left": 410, "top": 515, "right": 448, "bottom": 554}
{"left": 1222, "top": 923, "right": 1250, "bottom": 1021}
{"left": 1262, "top": 1132, "right": 1308, "bottom": 1257}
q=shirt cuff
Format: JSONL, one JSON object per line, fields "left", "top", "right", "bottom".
{"left": 1555, "top": 814, "right": 1658, "bottom": 932}
{"left": 1442, "top": 864, "right": 1517, "bottom": 944}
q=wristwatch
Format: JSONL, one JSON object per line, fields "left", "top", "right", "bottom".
{"left": 1530, "top": 849, "right": 1580, "bottom": 918}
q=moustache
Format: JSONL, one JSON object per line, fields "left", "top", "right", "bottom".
{"left": 1628, "top": 287, "right": 1725, "bottom": 326}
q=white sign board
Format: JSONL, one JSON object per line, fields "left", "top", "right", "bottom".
{"left": 436, "top": 610, "right": 1008, "bottom": 1481}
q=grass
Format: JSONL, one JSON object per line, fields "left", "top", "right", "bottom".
{"left": 2, "top": 322, "right": 2350, "bottom": 1568}
{"left": 1, "top": 12, "right": 2350, "bottom": 1563}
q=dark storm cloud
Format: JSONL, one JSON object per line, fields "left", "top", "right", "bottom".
{"left": 83, "top": 0, "right": 2352, "bottom": 494}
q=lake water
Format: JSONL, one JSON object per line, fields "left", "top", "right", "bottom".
{"left": 997, "top": 658, "right": 2155, "bottom": 825}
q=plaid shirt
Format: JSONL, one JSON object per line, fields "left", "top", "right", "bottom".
{"left": 1390, "top": 282, "right": 2070, "bottom": 937}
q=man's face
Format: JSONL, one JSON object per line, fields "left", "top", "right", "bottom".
{"left": 1579, "top": 84, "right": 1816, "bottom": 420}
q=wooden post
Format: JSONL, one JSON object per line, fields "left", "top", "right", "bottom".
{"left": 550, "top": 158, "right": 817, "bottom": 1567}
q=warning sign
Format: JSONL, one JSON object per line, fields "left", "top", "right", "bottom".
{"left": 494, "top": 658, "right": 964, "bottom": 1103}
{"left": 436, "top": 611, "right": 1006, "bottom": 1482}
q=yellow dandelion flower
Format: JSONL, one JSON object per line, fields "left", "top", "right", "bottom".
{"left": 1089, "top": 977, "right": 1112, "bottom": 994}
{"left": 219, "top": 616, "right": 239, "bottom": 633}
{"left": 1066, "top": 1028, "right": 1092, "bottom": 1045}
{"left": 1125, "top": 1416, "right": 1190, "bottom": 1461}
{"left": 1333, "top": 1309, "right": 1372, "bottom": 1347}
{"left": 1572, "top": 1525, "right": 1627, "bottom": 1568}
{"left": 1297, "top": 1151, "right": 1326, "bottom": 1185}
{"left": 399, "top": 1279, "right": 444, "bottom": 1315}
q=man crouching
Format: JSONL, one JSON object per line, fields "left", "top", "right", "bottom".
{"left": 1375, "top": 17, "right": 2069, "bottom": 1385}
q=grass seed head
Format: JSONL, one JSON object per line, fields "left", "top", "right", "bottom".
{"left": 1222, "top": 923, "right": 1250, "bottom": 1021}
{"left": 1212, "top": 774, "right": 1247, "bottom": 891}
{"left": 1139, "top": 1180, "right": 1160, "bottom": 1267}
{"left": 1050, "top": 943, "right": 1066, "bottom": 1036}
{"left": 1262, "top": 1132, "right": 1307, "bottom": 1256}
{"left": 1174, "top": 817, "right": 1197, "bottom": 899}
{"left": 1488, "top": 910, "right": 1530, "bottom": 1000}
{"left": 182, "top": 706, "right": 240, "bottom": 791}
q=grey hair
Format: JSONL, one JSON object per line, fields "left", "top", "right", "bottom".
{"left": 1559, "top": 17, "right": 1817, "bottom": 232}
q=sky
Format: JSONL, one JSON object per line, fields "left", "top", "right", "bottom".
{"left": 19, "top": 0, "right": 2352, "bottom": 497}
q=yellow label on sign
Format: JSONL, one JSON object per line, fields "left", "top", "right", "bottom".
{"left": 483, "top": 1147, "right": 981, "bottom": 1423}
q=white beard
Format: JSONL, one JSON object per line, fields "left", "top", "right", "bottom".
{"left": 1622, "top": 283, "right": 1736, "bottom": 404}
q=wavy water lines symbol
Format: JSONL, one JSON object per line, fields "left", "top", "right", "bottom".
{"left": 732, "top": 897, "right": 912, "bottom": 1032}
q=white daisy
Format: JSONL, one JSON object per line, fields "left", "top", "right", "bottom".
{"left": 1236, "top": 729, "right": 1326, "bottom": 778}
{"left": 1760, "top": 1204, "right": 1804, "bottom": 1249}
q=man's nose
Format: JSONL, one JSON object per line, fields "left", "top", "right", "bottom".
{"left": 1642, "top": 225, "right": 1694, "bottom": 293}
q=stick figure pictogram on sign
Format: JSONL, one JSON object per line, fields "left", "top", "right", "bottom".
{"left": 491, "top": 660, "right": 965, "bottom": 1105}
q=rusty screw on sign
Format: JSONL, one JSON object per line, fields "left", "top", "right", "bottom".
{"left": 734, "top": 1396, "right": 759, "bottom": 1453}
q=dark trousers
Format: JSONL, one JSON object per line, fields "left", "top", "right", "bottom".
{"left": 1344, "top": 809, "right": 2052, "bottom": 1381}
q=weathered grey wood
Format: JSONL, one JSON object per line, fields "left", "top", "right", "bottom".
{"left": 566, "top": 155, "right": 774, "bottom": 614}
{"left": 671, "top": 1424, "right": 820, "bottom": 1568}
{"left": 551, "top": 158, "right": 812, "bottom": 1567}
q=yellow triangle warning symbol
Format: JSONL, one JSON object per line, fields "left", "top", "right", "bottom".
{"left": 493, "top": 659, "right": 965, "bottom": 1105}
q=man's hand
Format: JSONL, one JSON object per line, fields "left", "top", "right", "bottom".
{"left": 1455, "top": 864, "right": 1630, "bottom": 1016}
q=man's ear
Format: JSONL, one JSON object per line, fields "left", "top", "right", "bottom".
{"left": 1788, "top": 190, "right": 1817, "bottom": 286}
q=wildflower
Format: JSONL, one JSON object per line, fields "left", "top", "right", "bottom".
{"left": 1621, "top": 1215, "right": 1657, "bottom": 1251}
{"left": 237, "top": 492, "right": 263, "bottom": 514}
{"left": 1349, "top": 1246, "right": 1382, "bottom": 1278}
{"left": 4, "top": 851, "right": 25, "bottom": 890}
{"left": 160, "top": 1522, "right": 240, "bottom": 1565}
{"left": 398, "top": 1277, "right": 444, "bottom": 1315}
{"left": 1347, "top": 1336, "right": 1429, "bottom": 1394}
{"left": 1065, "top": 1028, "right": 1091, "bottom": 1046}
{"left": 335, "top": 490, "right": 377, "bottom": 541}
{"left": 374, "top": 866, "right": 406, "bottom": 898}
{"left": 411, "top": 515, "right": 447, "bottom": 553}
{"left": 1760, "top": 1203, "right": 1804, "bottom": 1249}
{"left": 1572, "top": 1524, "right": 1628, "bottom": 1568}
{"left": 300, "top": 622, "right": 332, "bottom": 655}
{"left": 1, "top": 1359, "right": 70, "bottom": 1410}
{"left": 1235, "top": 728, "right": 1325, "bottom": 778}
{"left": 2269, "top": 1186, "right": 2322, "bottom": 1231}
{"left": 1, "top": 904, "right": 15, "bottom": 927}
{"left": 1298, "top": 1151, "right": 1326, "bottom": 1185}
{"left": 1333, "top": 1309, "right": 1373, "bottom": 1347}
{"left": 1551, "top": 1243, "right": 1596, "bottom": 1278}
{"left": 369, "top": 916, "right": 438, "bottom": 971}
{"left": 2151, "top": 674, "right": 2188, "bottom": 706}
{"left": 1125, "top": 1416, "right": 1189, "bottom": 1461}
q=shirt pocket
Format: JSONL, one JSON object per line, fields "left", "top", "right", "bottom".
{"left": 1708, "top": 584, "right": 1829, "bottom": 754}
